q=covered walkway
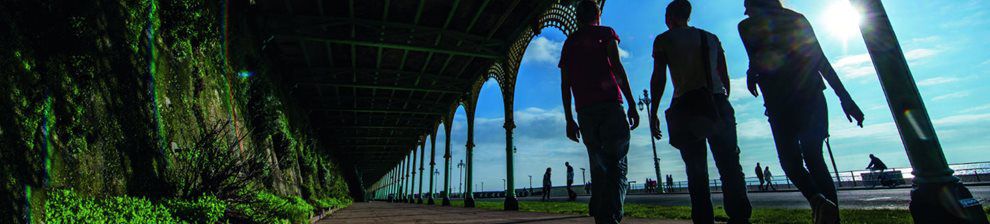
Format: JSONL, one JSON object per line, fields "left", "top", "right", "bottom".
{"left": 318, "top": 202, "right": 686, "bottom": 224}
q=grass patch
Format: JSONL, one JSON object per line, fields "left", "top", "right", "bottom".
{"left": 450, "top": 200, "right": 926, "bottom": 224}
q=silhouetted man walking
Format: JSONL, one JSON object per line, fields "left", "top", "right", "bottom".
{"left": 738, "top": 0, "right": 865, "bottom": 223}
{"left": 559, "top": 1, "right": 639, "bottom": 223}
{"left": 756, "top": 163, "right": 765, "bottom": 191}
{"left": 650, "top": 0, "right": 752, "bottom": 223}
{"left": 649, "top": 1, "right": 751, "bottom": 223}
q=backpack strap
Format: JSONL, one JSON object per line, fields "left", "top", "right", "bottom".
{"left": 697, "top": 27, "right": 714, "bottom": 91}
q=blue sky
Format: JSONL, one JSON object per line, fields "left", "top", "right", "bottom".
{"left": 419, "top": 0, "right": 990, "bottom": 192}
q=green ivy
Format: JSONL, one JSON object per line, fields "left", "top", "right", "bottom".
{"left": 232, "top": 191, "right": 314, "bottom": 224}
{"left": 45, "top": 189, "right": 177, "bottom": 224}
{"left": 162, "top": 195, "right": 227, "bottom": 224}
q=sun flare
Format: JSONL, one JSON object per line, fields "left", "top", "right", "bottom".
{"left": 822, "top": 1, "right": 863, "bottom": 40}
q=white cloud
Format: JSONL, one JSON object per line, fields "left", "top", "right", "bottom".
{"left": 934, "top": 113, "right": 990, "bottom": 126}
{"left": 981, "top": 59, "right": 990, "bottom": 66}
{"left": 736, "top": 118, "right": 773, "bottom": 140}
{"left": 829, "top": 121, "right": 899, "bottom": 141}
{"left": 728, "top": 77, "right": 750, "bottom": 101}
{"left": 904, "top": 48, "right": 939, "bottom": 62}
{"left": 833, "top": 53, "right": 875, "bottom": 79}
{"left": 960, "top": 103, "right": 990, "bottom": 114}
{"left": 916, "top": 77, "right": 959, "bottom": 87}
{"left": 618, "top": 46, "right": 631, "bottom": 59}
{"left": 523, "top": 36, "right": 563, "bottom": 64}
{"left": 833, "top": 48, "right": 940, "bottom": 80}
{"left": 932, "top": 91, "right": 970, "bottom": 101}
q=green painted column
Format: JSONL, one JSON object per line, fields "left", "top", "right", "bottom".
{"left": 849, "top": 0, "right": 988, "bottom": 222}
{"left": 442, "top": 124, "right": 453, "bottom": 206}
{"left": 464, "top": 109, "right": 476, "bottom": 208}
{"left": 418, "top": 140, "right": 426, "bottom": 204}
{"left": 410, "top": 147, "right": 418, "bottom": 204}
{"left": 404, "top": 152, "right": 411, "bottom": 203}
{"left": 428, "top": 134, "right": 437, "bottom": 205}
{"left": 503, "top": 119, "right": 519, "bottom": 210}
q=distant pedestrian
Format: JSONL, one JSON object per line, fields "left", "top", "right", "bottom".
{"left": 756, "top": 163, "right": 765, "bottom": 191}
{"left": 543, "top": 167, "right": 553, "bottom": 201}
{"left": 558, "top": 1, "right": 639, "bottom": 223}
{"left": 650, "top": 1, "right": 751, "bottom": 223}
{"left": 566, "top": 162, "right": 577, "bottom": 201}
{"left": 666, "top": 175, "right": 674, "bottom": 192}
{"left": 764, "top": 167, "right": 776, "bottom": 191}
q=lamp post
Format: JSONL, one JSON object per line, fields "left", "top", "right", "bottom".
{"left": 502, "top": 179, "right": 507, "bottom": 191}
{"left": 434, "top": 169, "right": 440, "bottom": 198}
{"left": 457, "top": 160, "right": 465, "bottom": 197}
{"left": 849, "top": 0, "right": 987, "bottom": 222}
{"left": 528, "top": 175, "right": 533, "bottom": 195}
{"left": 580, "top": 168, "right": 587, "bottom": 185}
{"left": 638, "top": 89, "right": 664, "bottom": 193}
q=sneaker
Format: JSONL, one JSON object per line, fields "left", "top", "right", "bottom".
{"left": 812, "top": 194, "right": 839, "bottom": 224}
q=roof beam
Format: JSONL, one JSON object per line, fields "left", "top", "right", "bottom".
{"left": 312, "top": 108, "right": 442, "bottom": 115}
{"left": 299, "top": 82, "right": 464, "bottom": 94}
{"left": 279, "top": 35, "right": 499, "bottom": 59}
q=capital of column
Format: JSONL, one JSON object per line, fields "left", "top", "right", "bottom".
{"left": 430, "top": 162, "right": 436, "bottom": 165}
{"left": 420, "top": 167, "right": 424, "bottom": 171}
{"left": 443, "top": 153, "right": 452, "bottom": 159}
{"left": 503, "top": 120, "right": 515, "bottom": 131}
{"left": 466, "top": 142, "right": 475, "bottom": 149}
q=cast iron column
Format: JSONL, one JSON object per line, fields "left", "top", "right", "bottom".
{"left": 442, "top": 123, "right": 453, "bottom": 206}
{"left": 428, "top": 134, "right": 438, "bottom": 205}
{"left": 410, "top": 147, "right": 418, "bottom": 204}
{"left": 464, "top": 109, "right": 477, "bottom": 207}
{"left": 418, "top": 140, "right": 426, "bottom": 204}
{"left": 850, "top": 0, "right": 988, "bottom": 222}
{"left": 504, "top": 120, "right": 519, "bottom": 210}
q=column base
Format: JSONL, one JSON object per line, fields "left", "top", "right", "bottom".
{"left": 503, "top": 196, "right": 519, "bottom": 211}
{"left": 442, "top": 196, "right": 451, "bottom": 206}
{"left": 464, "top": 196, "right": 476, "bottom": 208}
{"left": 427, "top": 196, "right": 435, "bottom": 205}
{"left": 417, "top": 197, "right": 424, "bottom": 204}
{"left": 909, "top": 181, "right": 988, "bottom": 223}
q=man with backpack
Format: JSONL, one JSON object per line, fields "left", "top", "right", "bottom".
{"left": 649, "top": 1, "right": 752, "bottom": 223}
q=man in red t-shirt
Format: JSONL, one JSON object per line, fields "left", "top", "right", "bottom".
{"left": 558, "top": 1, "right": 639, "bottom": 223}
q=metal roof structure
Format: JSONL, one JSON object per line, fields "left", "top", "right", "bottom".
{"left": 253, "top": 0, "right": 599, "bottom": 192}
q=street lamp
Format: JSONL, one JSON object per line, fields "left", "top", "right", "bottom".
{"left": 638, "top": 89, "right": 664, "bottom": 193}
{"left": 528, "top": 175, "right": 533, "bottom": 195}
{"left": 580, "top": 168, "right": 587, "bottom": 185}
{"left": 434, "top": 168, "right": 440, "bottom": 197}
{"left": 457, "top": 160, "right": 465, "bottom": 197}
{"left": 502, "top": 179, "right": 507, "bottom": 191}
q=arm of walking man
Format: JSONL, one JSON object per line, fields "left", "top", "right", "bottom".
{"left": 606, "top": 40, "right": 640, "bottom": 130}
{"left": 798, "top": 17, "right": 865, "bottom": 127}
{"left": 560, "top": 66, "right": 581, "bottom": 142}
{"left": 650, "top": 38, "right": 668, "bottom": 140}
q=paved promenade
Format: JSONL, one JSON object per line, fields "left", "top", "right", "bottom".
{"left": 319, "top": 202, "right": 689, "bottom": 224}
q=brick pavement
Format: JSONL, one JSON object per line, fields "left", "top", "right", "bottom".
{"left": 318, "top": 202, "right": 689, "bottom": 224}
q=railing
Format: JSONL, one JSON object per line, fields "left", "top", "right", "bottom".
{"left": 631, "top": 161, "right": 990, "bottom": 194}
{"left": 378, "top": 162, "right": 990, "bottom": 200}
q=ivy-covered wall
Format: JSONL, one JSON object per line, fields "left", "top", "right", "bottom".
{"left": 0, "top": 0, "right": 351, "bottom": 223}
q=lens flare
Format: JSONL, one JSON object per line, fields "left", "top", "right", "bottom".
{"left": 822, "top": 1, "right": 863, "bottom": 42}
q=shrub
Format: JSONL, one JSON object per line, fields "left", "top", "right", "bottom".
{"left": 45, "top": 189, "right": 177, "bottom": 223}
{"left": 162, "top": 195, "right": 227, "bottom": 224}
{"left": 231, "top": 191, "right": 313, "bottom": 224}
{"left": 166, "top": 119, "right": 266, "bottom": 201}
{"left": 312, "top": 197, "right": 352, "bottom": 210}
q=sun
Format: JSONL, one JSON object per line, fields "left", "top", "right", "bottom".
{"left": 821, "top": 1, "right": 863, "bottom": 40}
